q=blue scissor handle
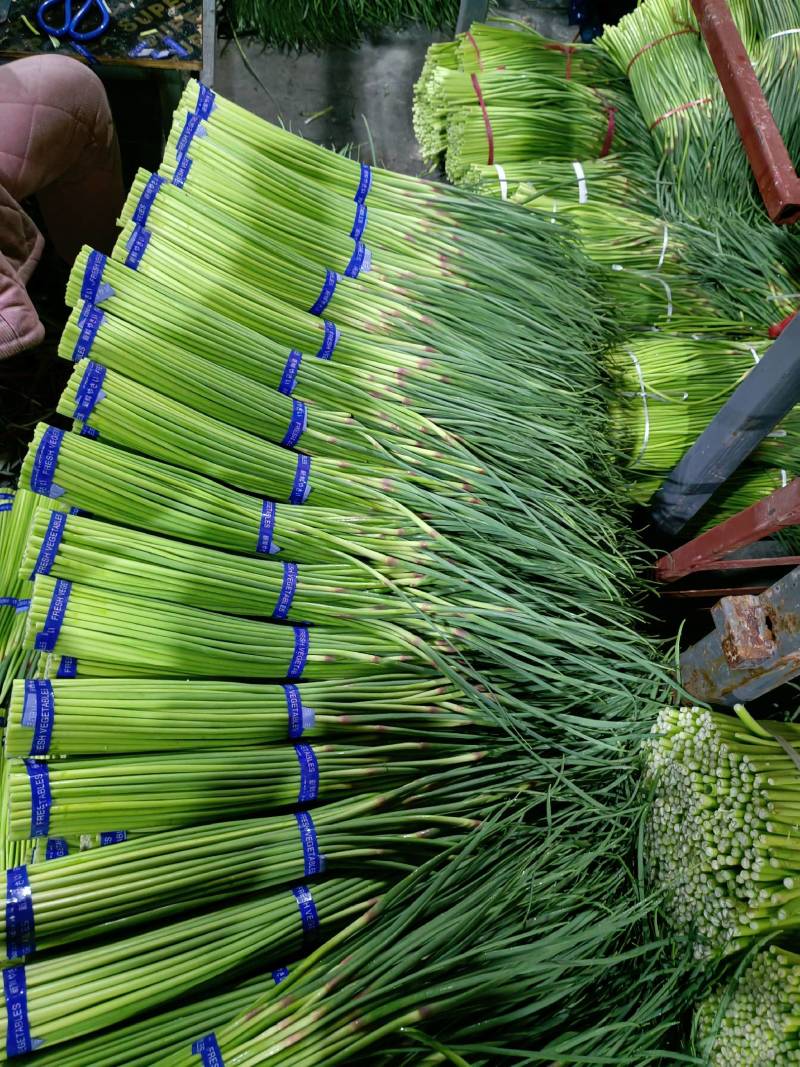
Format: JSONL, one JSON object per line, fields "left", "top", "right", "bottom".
{"left": 36, "top": 0, "right": 109, "bottom": 40}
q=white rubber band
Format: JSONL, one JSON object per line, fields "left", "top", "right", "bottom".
{"left": 782, "top": 469, "right": 789, "bottom": 487}
{"left": 748, "top": 346, "right": 761, "bottom": 364}
{"left": 769, "top": 29, "right": 800, "bottom": 39}
{"left": 494, "top": 163, "right": 508, "bottom": 201}
{"left": 651, "top": 276, "right": 673, "bottom": 320}
{"left": 657, "top": 223, "right": 669, "bottom": 269}
{"left": 625, "top": 347, "right": 651, "bottom": 464}
{"left": 572, "top": 161, "right": 588, "bottom": 204}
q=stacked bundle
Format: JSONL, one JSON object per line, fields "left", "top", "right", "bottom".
{"left": 0, "top": 82, "right": 688, "bottom": 1062}
{"left": 695, "top": 944, "right": 800, "bottom": 1064}
{"left": 645, "top": 703, "right": 800, "bottom": 957}
{"left": 0, "top": 490, "right": 40, "bottom": 697}
{"left": 225, "top": 0, "right": 461, "bottom": 51}
{"left": 413, "top": 23, "right": 647, "bottom": 187}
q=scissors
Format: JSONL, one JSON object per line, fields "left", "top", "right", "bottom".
{"left": 35, "top": 0, "right": 110, "bottom": 41}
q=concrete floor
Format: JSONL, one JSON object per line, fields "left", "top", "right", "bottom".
{"left": 215, "top": 1, "right": 572, "bottom": 175}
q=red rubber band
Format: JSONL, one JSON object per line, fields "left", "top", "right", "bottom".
{"left": 769, "top": 311, "right": 798, "bottom": 339}
{"left": 649, "top": 97, "right": 712, "bottom": 130}
{"left": 626, "top": 28, "right": 698, "bottom": 74}
{"left": 599, "top": 106, "right": 617, "bottom": 157}
{"left": 466, "top": 31, "right": 484, "bottom": 71}
{"left": 544, "top": 42, "right": 575, "bottom": 80}
{"left": 470, "top": 73, "right": 494, "bottom": 165}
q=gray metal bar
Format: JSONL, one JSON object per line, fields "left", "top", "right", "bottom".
{"left": 456, "top": 0, "right": 489, "bottom": 34}
{"left": 680, "top": 564, "right": 800, "bottom": 705}
{"left": 201, "top": 0, "right": 216, "bottom": 87}
{"left": 651, "top": 312, "right": 800, "bottom": 537}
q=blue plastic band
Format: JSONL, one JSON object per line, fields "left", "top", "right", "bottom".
{"left": 292, "top": 885, "right": 320, "bottom": 945}
{"left": 281, "top": 400, "right": 307, "bottom": 449}
{"left": 128, "top": 41, "right": 148, "bottom": 58}
{"left": 278, "top": 350, "right": 302, "bottom": 396}
{"left": 294, "top": 743, "right": 319, "bottom": 804}
{"left": 308, "top": 270, "right": 339, "bottom": 317}
{"left": 0, "top": 598, "right": 26, "bottom": 610}
{"left": 31, "top": 512, "right": 68, "bottom": 578}
{"left": 124, "top": 225, "right": 151, "bottom": 270}
{"left": 133, "top": 174, "right": 165, "bottom": 226}
{"left": 273, "top": 563, "right": 298, "bottom": 621}
{"left": 56, "top": 657, "right": 77, "bottom": 678}
{"left": 272, "top": 966, "right": 289, "bottom": 984}
{"left": 73, "top": 362, "right": 107, "bottom": 423}
{"left": 288, "top": 626, "right": 309, "bottom": 680}
{"left": 24, "top": 761, "right": 51, "bottom": 838}
{"left": 316, "top": 320, "right": 340, "bottom": 360}
{"left": 257, "top": 500, "right": 280, "bottom": 556}
{"left": 80, "top": 251, "right": 114, "bottom": 304}
{"left": 99, "top": 831, "right": 127, "bottom": 846}
{"left": 350, "top": 202, "right": 368, "bottom": 241}
{"left": 354, "top": 162, "right": 372, "bottom": 204}
{"left": 22, "top": 681, "right": 55, "bottom": 757}
{"left": 79, "top": 425, "right": 99, "bottom": 440}
{"left": 34, "top": 579, "right": 72, "bottom": 653}
{"left": 71, "top": 304, "right": 104, "bottom": 364}
{"left": 30, "top": 427, "right": 66, "bottom": 500}
{"left": 176, "top": 112, "right": 203, "bottom": 160}
{"left": 344, "top": 241, "right": 372, "bottom": 279}
{"left": 289, "top": 454, "right": 311, "bottom": 505}
{"left": 44, "top": 839, "right": 68, "bottom": 860}
{"left": 0, "top": 505, "right": 11, "bottom": 513}
{"left": 196, "top": 84, "right": 217, "bottom": 120}
{"left": 6, "top": 867, "right": 35, "bottom": 960}
{"left": 172, "top": 155, "right": 193, "bottom": 188}
{"left": 3, "top": 966, "right": 38, "bottom": 1056}
{"left": 295, "top": 811, "right": 323, "bottom": 877}
{"left": 284, "top": 683, "right": 303, "bottom": 739}
{"left": 163, "top": 35, "right": 189, "bottom": 57}
{"left": 14, "top": 600, "right": 29, "bottom": 614}
{"left": 191, "top": 1033, "right": 224, "bottom": 1067}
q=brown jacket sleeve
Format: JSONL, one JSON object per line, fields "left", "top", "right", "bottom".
{"left": 0, "top": 183, "right": 44, "bottom": 359}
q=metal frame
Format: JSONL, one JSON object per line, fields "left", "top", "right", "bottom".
{"left": 680, "top": 565, "right": 800, "bottom": 705}
{"left": 692, "top": 0, "right": 800, "bottom": 224}
{"left": 651, "top": 313, "right": 800, "bottom": 537}
{"left": 456, "top": 0, "right": 489, "bottom": 35}
{"left": 656, "top": 477, "right": 800, "bottom": 583}
{"left": 201, "top": 0, "right": 215, "bottom": 87}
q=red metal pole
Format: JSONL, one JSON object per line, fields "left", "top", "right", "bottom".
{"left": 692, "top": 0, "right": 800, "bottom": 224}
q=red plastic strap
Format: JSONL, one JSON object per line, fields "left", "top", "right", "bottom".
{"left": 599, "top": 106, "right": 617, "bottom": 157}
{"left": 626, "top": 28, "right": 698, "bottom": 74}
{"left": 649, "top": 97, "right": 712, "bottom": 130}
{"left": 769, "top": 311, "right": 798, "bottom": 339}
{"left": 466, "top": 31, "right": 484, "bottom": 71}
{"left": 470, "top": 73, "right": 494, "bottom": 165}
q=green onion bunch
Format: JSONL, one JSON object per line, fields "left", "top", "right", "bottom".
{"left": 443, "top": 79, "right": 649, "bottom": 182}
{"left": 0, "top": 795, "right": 472, "bottom": 952}
{"left": 23, "top": 574, "right": 427, "bottom": 679}
{"left": 3, "top": 741, "right": 481, "bottom": 837}
{"left": 57, "top": 362, "right": 405, "bottom": 511}
{"left": 28, "top": 970, "right": 273, "bottom": 1067}
{"left": 225, "top": 0, "right": 460, "bottom": 52}
{"left": 694, "top": 944, "right": 800, "bottom": 1065}
{"left": 0, "top": 876, "right": 381, "bottom": 1056}
{"left": 413, "top": 22, "right": 627, "bottom": 169}
{"left": 159, "top": 810, "right": 693, "bottom": 1066}
{"left": 5, "top": 675, "right": 471, "bottom": 756}
{"left": 20, "top": 424, "right": 426, "bottom": 566}
{"left": 460, "top": 154, "right": 652, "bottom": 209}
{"left": 0, "top": 489, "right": 38, "bottom": 665}
{"left": 645, "top": 703, "right": 800, "bottom": 958}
